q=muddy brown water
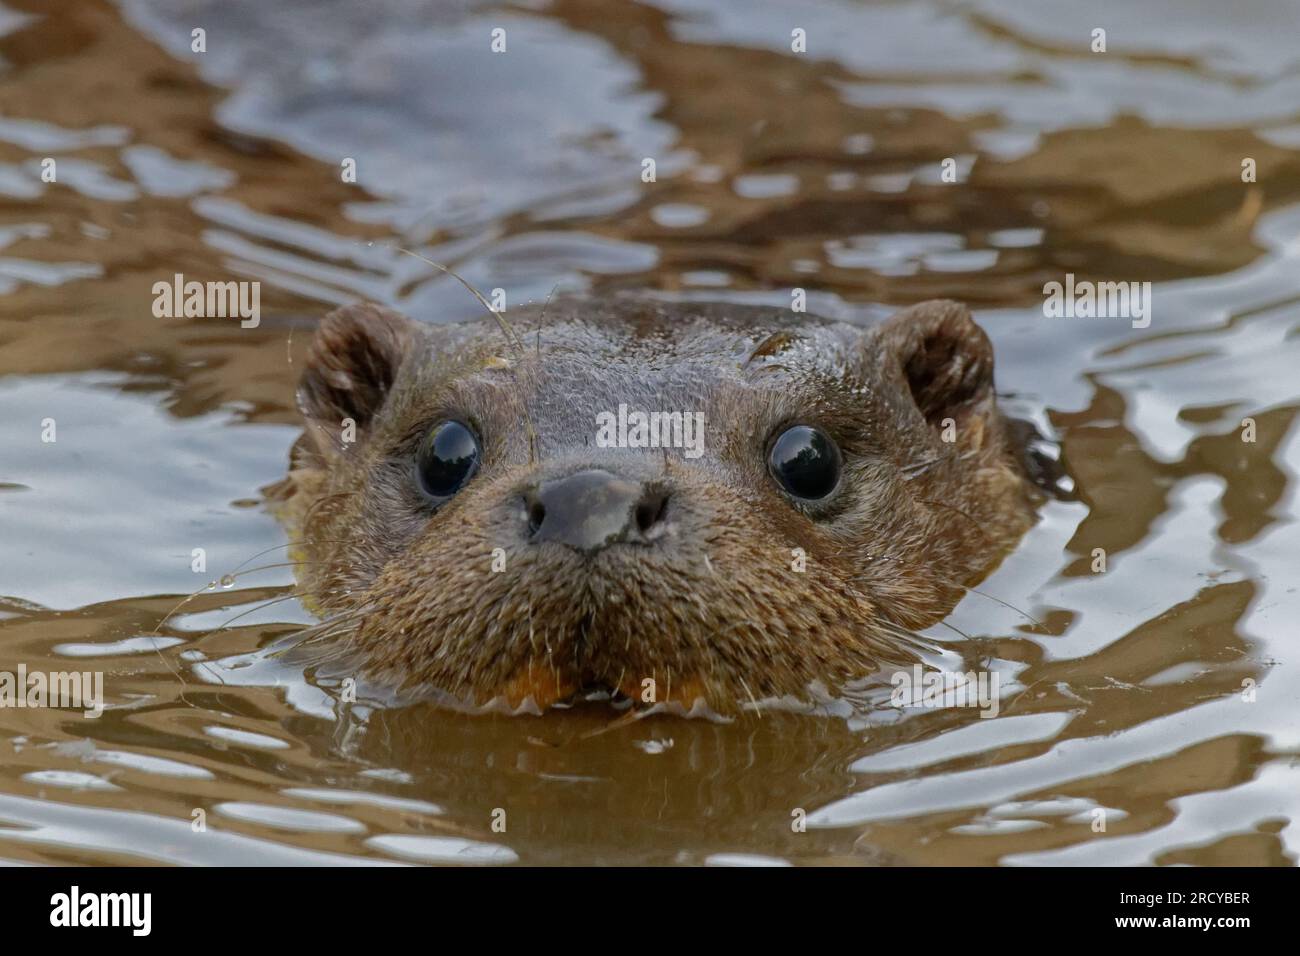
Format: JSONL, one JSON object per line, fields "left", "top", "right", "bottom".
{"left": 0, "top": 0, "right": 1298, "bottom": 865}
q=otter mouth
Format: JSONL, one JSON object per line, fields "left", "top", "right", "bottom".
{"left": 326, "top": 502, "right": 933, "bottom": 714}
{"left": 496, "top": 610, "right": 720, "bottom": 711}
{"left": 551, "top": 613, "right": 638, "bottom": 708}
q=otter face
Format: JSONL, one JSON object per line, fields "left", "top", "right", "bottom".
{"left": 282, "top": 297, "right": 1036, "bottom": 712}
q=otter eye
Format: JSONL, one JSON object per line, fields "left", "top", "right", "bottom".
{"left": 768, "top": 425, "right": 841, "bottom": 501}
{"left": 416, "top": 420, "right": 480, "bottom": 499}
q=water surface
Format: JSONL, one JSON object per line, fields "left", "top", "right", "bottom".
{"left": 0, "top": 0, "right": 1297, "bottom": 865}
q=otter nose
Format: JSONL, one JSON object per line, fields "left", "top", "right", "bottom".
{"left": 524, "top": 469, "right": 668, "bottom": 552}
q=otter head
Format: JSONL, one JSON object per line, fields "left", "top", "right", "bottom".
{"left": 282, "top": 296, "right": 1037, "bottom": 712}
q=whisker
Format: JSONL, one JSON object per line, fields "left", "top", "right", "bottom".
{"left": 394, "top": 246, "right": 525, "bottom": 353}
{"left": 207, "top": 592, "right": 302, "bottom": 633}
{"left": 192, "top": 658, "right": 229, "bottom": 687}
{"left": 917, "top": 497, "right": 992, "bottom": 544}
{"left": 227, "top": 539, "right": 353, "bottom": 577}
{"left": 391, "top": 244, "right": 540, "bottom": 465}
{"left": 228, "top": 541, "right": 301, "bottom": 575}
{"left": 961, "top": 585, "right": 1045, "bottom": 630}
{"left": 538, "top": 283, "right": 560, "bottom": 329}
{"left": 284, "top": 605, "right": 370, "bottom": 652}
{"left": 936, "top": 618, "right": 974, "bottom": 641}
{"left": 900, "top": 453, "right": 949, "bottom": 479}
{"left": 148, "top": 554, "right": 333, "bottom": 701}
{"left": 214, "top": 560, "right": 317, "bottom": 579}
{"left": 871, "top": 617, "right": 937, "bottom": 661}
{"left": 926, "top": 570, "right": 1046, "bottom": 631}
{"left": 735, "top": 673, "right": 762, "bottom": 717}
{"left": 151, "top": 562, "right": 327, "bottom": 637}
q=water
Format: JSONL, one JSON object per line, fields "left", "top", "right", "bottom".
{"left": 0, "top": 0, "right": 1297, "bottom": 865}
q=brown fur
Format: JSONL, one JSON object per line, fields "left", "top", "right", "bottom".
{"left": 275, "top": 295, "right": 1038, "bottom": 712}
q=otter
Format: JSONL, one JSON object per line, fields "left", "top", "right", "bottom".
{"left": 274, "top": 295, "right": 1039, "bottom": 713}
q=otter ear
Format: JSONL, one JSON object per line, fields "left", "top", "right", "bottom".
{"left": 878, "top": 299, "right": 994, "bottom": 425}
{"left": 298, "top": 302, "right": 417, "bottom": 456}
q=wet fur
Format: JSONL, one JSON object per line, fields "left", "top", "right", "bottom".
{"left": 274, "top": 295, "right": 1038, "bottom": 712}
